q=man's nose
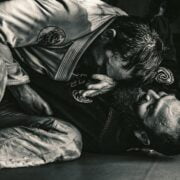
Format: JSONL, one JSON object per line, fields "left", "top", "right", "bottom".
{"left": 105, "top": 50, "right": 113, "bottom": 58}
{"left": 147, "top": 89, "right": 160, "bottom": 100}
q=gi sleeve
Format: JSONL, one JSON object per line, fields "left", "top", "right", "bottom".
{"left": 0, "top": 0, "right": 90, "bottom": 85}
{"left": 0, "top": 0, "right": 35, "bottom": 86}
{"left": 0, "top": 43, "right": 30, "bottom": 86}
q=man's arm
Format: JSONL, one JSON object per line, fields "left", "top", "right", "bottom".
{"left": 8, "top": 84, "right": 53, "bottom": 115}
{"left": 0, "top": 0, "right": 57, "bottom": 115}
{"left": 0, "top": 43, "right": 52, "bottom": 115}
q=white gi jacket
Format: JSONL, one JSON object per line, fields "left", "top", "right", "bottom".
{"left": 0, "top": 0, "right": 128, "bottom": 168}
{"left": 0, "top": 0, "right": 127, "bottom": 99}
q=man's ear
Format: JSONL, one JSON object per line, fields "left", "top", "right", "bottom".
{"left": 100, "top": 29, "right": 117, "bottom": 42}
{"left": 155, "top": 67, "right": 174, "bottom": 85}
{"left": 134, "top": 130, "right": 151, "bottom": 146}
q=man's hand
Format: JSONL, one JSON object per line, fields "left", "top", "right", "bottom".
{"left": 9, "top": 84, "right": 53, "bottom": 115}
{"left": 82, "top": 74, "right": 116, "bottom": 98}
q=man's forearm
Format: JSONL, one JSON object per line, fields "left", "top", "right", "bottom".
{"left": 8, "top": 84, "right": 53, "bottom": 116}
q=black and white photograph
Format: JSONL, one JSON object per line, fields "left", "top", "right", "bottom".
{"left": 0, "top": 0, "right": 180, "bottom": 179}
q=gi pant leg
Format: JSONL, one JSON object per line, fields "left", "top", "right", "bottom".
{"left": 0, "top": 100, "right": 82, "bottom": 169}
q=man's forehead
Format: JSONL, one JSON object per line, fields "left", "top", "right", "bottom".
{"left": 156, "top": 96, "right": 180, "bottom": 118}
{"left": 159, "top": 95, "right": 176, "bottom": 103}
{"left": 154, "top": 95, "right": 177, "bottom": 116}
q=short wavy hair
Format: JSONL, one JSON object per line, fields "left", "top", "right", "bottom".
{"left": 107, "top": 16, "right": 164, "bottom": 84}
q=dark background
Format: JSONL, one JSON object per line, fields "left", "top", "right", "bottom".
{"left": 104, "top": 0, "right": 180, "bottom": 33}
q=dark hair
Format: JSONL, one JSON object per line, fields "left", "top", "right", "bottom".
{"left": 107, "top": 16, "right": 164, "bottom": 84}
{"left": 149, "top": 0, "right": 180, "bottom": 22}
{"left": 111, "top": 83, "right": 145, "bottom": 134}
{"left": 112, "top": 84, "right": 180, "bottom": 155}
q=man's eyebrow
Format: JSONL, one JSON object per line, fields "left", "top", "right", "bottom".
{"left": 136, "top": 93, "right": 146, "bottom": 105}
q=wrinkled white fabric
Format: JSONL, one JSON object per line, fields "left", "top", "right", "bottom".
{"left": 0, "top": 0, "right": 127, "bottom": 86}
{"left": 0, "top": 116, "right": 82, "bottom": 169}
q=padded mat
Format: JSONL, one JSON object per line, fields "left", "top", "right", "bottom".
{"left": 0, "top": 153, "right": 179, "bottom": 180}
